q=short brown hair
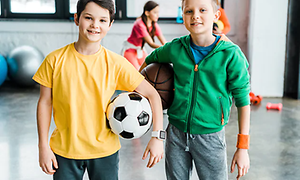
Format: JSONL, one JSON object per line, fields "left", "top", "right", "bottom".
{"left": 182, "top": 0, "right": 219, "bottom": 12}
{"left": 76, "top": 0, "right": 115, "bottom": 24}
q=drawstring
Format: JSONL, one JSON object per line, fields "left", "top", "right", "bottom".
{"left": 185, "top": 133, "right": 190, "bottom": 151}
{"left": 185, "top": 133, "right": 196, "bottom": 152}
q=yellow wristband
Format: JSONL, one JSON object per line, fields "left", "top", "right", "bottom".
{"left": 236, "top": 134, "right": 249, "bottom": 149}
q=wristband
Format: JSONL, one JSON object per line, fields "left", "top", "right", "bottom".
{"left": 236, "top": 134, "right": 249, "bottom": 149}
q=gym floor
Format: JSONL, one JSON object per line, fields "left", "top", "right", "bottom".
{"left": 1, "top": 82, "right": 300, "bottom": 180}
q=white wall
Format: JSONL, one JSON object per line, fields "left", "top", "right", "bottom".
{"left": 0, "top": 21, "right": 188, "bottom": 58}
{"left": 248, "top": 0, "right": 288, "bottom": 97}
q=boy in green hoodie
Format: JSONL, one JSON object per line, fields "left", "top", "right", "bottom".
{"left": 140, "top": 0, "right": 250, "bottom": 179}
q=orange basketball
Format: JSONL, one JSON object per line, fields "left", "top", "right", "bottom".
{"left": 141, "top": 63, "right": 174, "bottom": 110}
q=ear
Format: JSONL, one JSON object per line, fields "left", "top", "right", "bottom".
{"left": 109, "top": 20, "right": 114, "bottom": 28}
{"left": 145, "top": 11, "right": 150, "bottom": 17}
{"left": 214, "top": 10, "right": 221, "bottom": 22}
{"left": 74, "top": 13, "right": 79, "bottom": 26}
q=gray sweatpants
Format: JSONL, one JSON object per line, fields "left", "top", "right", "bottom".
{"left": 165, "top": 124, "right": 228, "bottom": 180}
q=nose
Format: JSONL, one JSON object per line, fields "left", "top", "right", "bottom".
{"left": 92, "top": 20, "right": 100, "bottom": 29}
{"left": 192, "top": 12, "right": 200, "bottom": 20}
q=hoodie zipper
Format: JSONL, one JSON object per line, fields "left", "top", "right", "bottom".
{"left": 187, "top": 64, "right": 199, "bottom": 133}
{"left": 185, "top": 37, "right": 224, "bottom": 133}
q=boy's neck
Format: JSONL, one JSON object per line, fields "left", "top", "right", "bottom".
{"left": 74, "top": 40, "right": 101, "bottom": 55}
{"left": 190, "top": 33, "right": 216, "bottom": 47}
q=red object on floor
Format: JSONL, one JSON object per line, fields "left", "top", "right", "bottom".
{"left": 266, "top": 103, "right": 283, "bottom": 111}
{"left": 249, "top": 92, "right": 262, "bottom": 105}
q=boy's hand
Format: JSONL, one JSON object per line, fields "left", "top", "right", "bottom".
{"left": 142, "top": 137, "right": 164, "bottom": 168}
{"left": 39, "top": 146, "right": 58, "bottom": 175}
{"left": 230, "top": 148, "right": 250, "bottom": 180}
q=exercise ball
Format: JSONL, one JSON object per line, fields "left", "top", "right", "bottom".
{"left": 0, "top": 54, "right": 8, "bottom": 86}
{"left": 7, "top": 45, "right": 44, "bottom": 87}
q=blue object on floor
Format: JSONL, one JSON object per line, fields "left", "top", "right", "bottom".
{"left": 0, "top": 54, "right": 8, "bottom": 87}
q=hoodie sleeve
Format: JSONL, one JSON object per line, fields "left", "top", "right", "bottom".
{"left": 145, "top": 41, "right": 173, "bottom": 65}
{"left": 227, "top": 47, "right": 250, "bottom": 107}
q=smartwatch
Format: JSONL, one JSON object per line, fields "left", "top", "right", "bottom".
{"left": 151, "top": 130, "right": 166, "bottom": 140}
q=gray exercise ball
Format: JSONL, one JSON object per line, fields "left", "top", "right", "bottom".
{"left": 7, "top": 45, "right": 44, "bottom": 87}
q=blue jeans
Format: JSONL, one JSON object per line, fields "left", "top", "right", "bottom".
{"left": 165, "top": 124, "right": 228, "bottom": 180}
{"left": 53, "top": 151, "right": 119, "bottom": 180}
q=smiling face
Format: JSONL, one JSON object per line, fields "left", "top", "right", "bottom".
{"left": 182, "top": 0, "right": 220, "bottom": 36}
{"left": 74, "top": 2, "right": 112, "bottom": 44}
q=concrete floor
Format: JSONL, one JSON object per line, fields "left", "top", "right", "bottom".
{"left": 1, "top": 82, "right": 300, "bottom": 180}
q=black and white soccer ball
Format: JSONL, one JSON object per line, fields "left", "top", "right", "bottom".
{"left": 106, "top": 92, "right": 152, "bottom": 140}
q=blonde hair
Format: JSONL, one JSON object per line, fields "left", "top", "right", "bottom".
{"left": 182, "top": 0, "right": 219, "bottom": 12}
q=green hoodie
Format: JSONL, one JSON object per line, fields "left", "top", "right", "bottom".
{"left": 145, "top": 35, "right": 250, "bottom": 134}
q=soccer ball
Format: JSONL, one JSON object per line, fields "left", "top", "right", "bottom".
{"left": 106, "top": 92, "right": 152, "bottom": 140}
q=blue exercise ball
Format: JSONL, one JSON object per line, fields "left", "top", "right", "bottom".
{"left": 7, "top": 45, "right": 44, "bottom": 87}
{"left": 0, "top": 54, "right": 8, "bottom": 86}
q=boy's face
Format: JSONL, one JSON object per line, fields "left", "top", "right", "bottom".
{"left": 182, "top": 0, "right": 220, "bottom": 36}
{"left": 74, "top": 2, "right": 113, "bottom": 43}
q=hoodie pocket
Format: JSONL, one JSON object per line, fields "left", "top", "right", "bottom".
{"left": 218, "top": 97, "right": 225, "bottom": 125}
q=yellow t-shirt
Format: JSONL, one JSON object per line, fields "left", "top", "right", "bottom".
{"left": 33, "top": 43, "right": 144, "bottom": 159}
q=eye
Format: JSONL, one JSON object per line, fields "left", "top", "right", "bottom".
{"left": 185, "top": 10, "right": 192, "bottom": 14}
{"left": 85, "top": 16, "right": 92, "bottom": 20}
{"left": 100, "top": 19, "right": 107, "bottom": 22}
{"left": 200, "top": 9, "right": 206, "bottom": 13}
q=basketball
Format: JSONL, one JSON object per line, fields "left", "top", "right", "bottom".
{"left": 140, "top": 63, "right": 174, "bottom": 110}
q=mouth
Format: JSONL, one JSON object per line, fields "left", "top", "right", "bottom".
{"left": 87, "top": 30, "right": 100, "bottom": 34}
{"left": 191, "top": 22, "right": 203, "bottom": 26}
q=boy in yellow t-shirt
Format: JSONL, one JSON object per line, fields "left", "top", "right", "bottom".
{"left": 33, "top": 0, "right": 164, "bottom": 179}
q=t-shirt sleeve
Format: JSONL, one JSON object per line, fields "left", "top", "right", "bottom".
{"left": 32, "top": 55, "right": 53, "bottom": 88}
{"left": 115, "top": 57, "right": 144, "bottom": 91}
{"left": 133, "top": 20, "right": 150, "bottom": 39}
{"left": 155, "top": 23, "right": 162, "bottom": 36}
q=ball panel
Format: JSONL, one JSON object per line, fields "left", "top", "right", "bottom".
{"left": 120, "top": 131, "right": 134, "bottom": 139}
{"left": 109, "top": 119, "right": 123, "bottom": 134}
{"left": 113, "top": 93, "right": 131, "bottom": 106}
{"left": 140, "top": 98, "right": 152, "bottom": 114}
{"left": 134, "top": 124, "right": 151, "bottom": 138}
{"left": 122, "top": 116, "right": 140, "bottom": 132}
{"left": 125, "top": 100, "right": 143, "bottom": 117}
{"left": 114, "top": 107, "right": 127, "bottom": 121}
{"left": 128, "top": 93, "right": 142, "bottom": 101}
{"left": 137, "top": 111, "right": 150, "bottom": 126}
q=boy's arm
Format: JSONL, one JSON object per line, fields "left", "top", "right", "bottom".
{"left": 134, "top": 79, "right": 164, "bottom": 168}
{"left": 230, "top": 105, "right": 250, "bottom": 180}
{"left": 37, "top": 85, "right": 58, "bottom": 175}
{"left": 139, "top": 61, "right": 148, "bottom": 72}
{"left": 157, "top": 34, "right": 167, "bottom": 45}
{"left": 143, "top": 35, "right": 162, "bottom": 49}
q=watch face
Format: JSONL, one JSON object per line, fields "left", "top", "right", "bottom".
{"left": 159, "top": 131, "right": 166, "bottom": 139}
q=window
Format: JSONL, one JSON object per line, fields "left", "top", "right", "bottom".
{"left": 69, "top": 0, "right": 76, "bottom": 14}
{"left": 115, "top": 0, "right": 224, "bottom": 20}
{"left": 0, "top": 0, "right": 224, "bottom": 20}
{"left": 126, "top": 0, "right": 181, "bottom": 18}
{"left": 10, "top": 0, "right": 55, "bottom": 13}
